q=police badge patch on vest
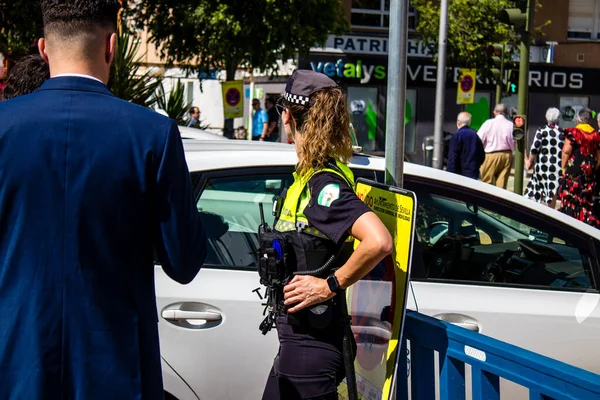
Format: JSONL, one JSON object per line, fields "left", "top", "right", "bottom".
{"left": 317, "top": 183, "right": 340, "bottom": 207}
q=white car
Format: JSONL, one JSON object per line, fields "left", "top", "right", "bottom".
{"left": 178, "top": 126, "right": 228, "bottom": 141}
{"left": 157, "top": 140, "right": 600, "bottom": 400}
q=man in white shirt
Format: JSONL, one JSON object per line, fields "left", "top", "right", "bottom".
{"left": 477, "top": 103, "right": 516, "bottom": 189}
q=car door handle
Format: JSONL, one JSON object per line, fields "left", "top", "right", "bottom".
{"left": 161, "top": 310, "right": 222, "bottom": 322}
{"left": 433, "top": 313, "right": 480, "bottom": 332}
{"left": 449, "top": 321, "right": 479, "bottom": 332}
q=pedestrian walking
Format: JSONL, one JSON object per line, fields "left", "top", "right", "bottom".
{"left": 558, "top": 108, "right": 600, "bottom": 227}
{"left": 264, "top": 97, "right": 280, "bottom": 142}
{"left": 0, "top": 1, "right": 207, "bottom": 398}
{"left": 524, "top": 107, "right": 564, "bottom": 208}
{"left": 446, "top": 111, "right": 485, "bottom": 179}
{"left": 252, "top": 98, "right": 268, "bottom": 141}
{"left": 260, "top": 70, "right": 392, "bottom": 400}
{"left": 477, "top": 104, "right": 516, "bottom": 189}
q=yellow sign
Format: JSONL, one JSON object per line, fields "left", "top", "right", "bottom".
{"left": 221, "top": 80, "right": 243, "bottom": 119}
{"left": 338, "top": 179, "right": 416, "bottom": 400}
{"left": 457, "top": 68, "right": 477, "bottom": 105}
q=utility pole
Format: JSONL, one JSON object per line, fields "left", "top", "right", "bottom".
{"left": 515, "top": 0, "right": 535, "bottom": 195}
{"left": 495, "top": 45, "right": 505, "bottom": 106}
{"left": 499, "top": 0, "right": 534, "bottom": 195}
{"left": 432, "top": 0, "right": 449, "bottom": 170}
{"left": 384, "top": 0, "right": 409, "bottom": 187}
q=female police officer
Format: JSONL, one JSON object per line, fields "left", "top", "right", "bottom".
{"left": 261, "top": 69, "right": 393, "bottom": 400}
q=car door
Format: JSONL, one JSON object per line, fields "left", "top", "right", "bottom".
{"left": 155, "top": 167, "right": 294, "bottom": 400}
{"left": 404, "top": 176, "right": 600, "bottom": 393}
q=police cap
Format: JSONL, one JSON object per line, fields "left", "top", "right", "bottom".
{"left": 283, "top": 70, "right": 338, "bottom": 106}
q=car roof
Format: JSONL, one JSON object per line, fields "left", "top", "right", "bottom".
{"left": 183, "top": 140, "right": 600, "bottom": 240}
{"left": 178, "top": 126, "right": 228, "bottom": 140}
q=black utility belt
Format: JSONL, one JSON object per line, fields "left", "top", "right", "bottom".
{"left": 285, "top": 298, "right": 340, "bottom": 330}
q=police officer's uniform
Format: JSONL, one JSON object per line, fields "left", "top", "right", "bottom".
{"left": 259, "top": 71, "right": 371, "bottom": 400}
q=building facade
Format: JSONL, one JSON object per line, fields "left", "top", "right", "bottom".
{"left": 137, "top": 0, "right": 600, "bottom": 157}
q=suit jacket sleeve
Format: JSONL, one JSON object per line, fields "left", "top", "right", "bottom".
{"left": 446, "top": 134, "right": 460, "bottom": 173}
{"left": 154, "top": 122, "right": 207, "bottom": 284}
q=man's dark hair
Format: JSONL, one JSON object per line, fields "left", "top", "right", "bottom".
{"left": 578, "top": 108, "right": 594, "bottom": 125}
{"left": 265, "top": 97, "right": 275, "bottom": 106}
{"left": 41, "top": 0, "right": 121, "bottom": 37}
{"left": 189, "top": 107, "right": 199, "bottom": 114}
{"left": 1, "top": 55, "right": 50, "bottom": 101}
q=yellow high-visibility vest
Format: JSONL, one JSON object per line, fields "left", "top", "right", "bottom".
{"left": 274, "top": 160, "right": 355, "bottom": 240}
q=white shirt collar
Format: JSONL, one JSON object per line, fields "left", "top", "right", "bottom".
{"left": 53, "top": 73, "right": 104, "bottom": 84}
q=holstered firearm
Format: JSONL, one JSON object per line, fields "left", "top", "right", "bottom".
{"left": 257, "top": 203, "right": 290, "bottom": 335}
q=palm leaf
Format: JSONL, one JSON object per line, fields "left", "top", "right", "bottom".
{"left": 108, "top": 28, "right": 161, "bottom": 108}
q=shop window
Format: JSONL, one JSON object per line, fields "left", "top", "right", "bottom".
{"left": 559, "top": 96, "right": 590, "bottom": 129}
{"left": 568, "top": 0, "right": 600, "bottom": 40}
{"left": 351, "top": 0, "right": 417, "bottom": 30}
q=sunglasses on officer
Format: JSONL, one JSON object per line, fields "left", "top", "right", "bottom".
{"left": 275, "top": 97, "right": 286, "bottom": 116}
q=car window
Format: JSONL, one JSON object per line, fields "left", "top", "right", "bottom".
{"left": 196, "top": 173, "right": 293, "bottom": 269}
{"left": 406, "top": 183, "right": 595, "bottom": 291}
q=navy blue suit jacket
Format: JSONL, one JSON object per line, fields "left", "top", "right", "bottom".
{"left": 446, "top": 126, "right": 486, "bottom": 179}
{"left": 0, "top": 77, "right": 206, "bottom": 399}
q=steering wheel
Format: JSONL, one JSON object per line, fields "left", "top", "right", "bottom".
{"left": 425, "top": 236, "right": 463, "bottom": 279}
{"left": 481, "top": 249, "right": 514, "bottom": 283}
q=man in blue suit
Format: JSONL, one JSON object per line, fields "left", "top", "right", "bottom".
{"left": 447, "top": 111, "right": 486, "bottom": 179}
{"left": 0, "top": 1, "right": 207, "bottom": 399}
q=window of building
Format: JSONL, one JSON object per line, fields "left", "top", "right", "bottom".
{"left": 559, "top": 96, "right": 590, "bottom": 129}
{"left": 186, "top": 81, "right": 194, "bottom": 106}
{"left": 568, "top": 0, "right": 600, "bottom": 39}
{"left": 351, "top": 0, "right": 417, "bottom": 30}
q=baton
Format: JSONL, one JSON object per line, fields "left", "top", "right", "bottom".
{"left": 338, "top": 289, "right": 358, "bottom": 400}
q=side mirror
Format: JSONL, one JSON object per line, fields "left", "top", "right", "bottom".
{"left": 426, "top": 221, "right": 449, "bottom": 245}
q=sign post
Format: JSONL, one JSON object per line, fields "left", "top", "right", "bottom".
{"left": 221, "top": 80, "right": 243, "bottom": 120}
{"left": 338, "top": 178, "right": 416, "bottom": 400}
{"left": 432, "top": 0, "right": 449, "bottom": 170}
{"left": 384, "top": 0, "right": 409, "bottom": 188}
{"left": 456, "top": 69, "right": 476, "bottom": 105}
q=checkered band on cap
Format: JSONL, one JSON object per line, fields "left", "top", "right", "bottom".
{"left": 283, "top": 90, "right": 310, "bottom": 106}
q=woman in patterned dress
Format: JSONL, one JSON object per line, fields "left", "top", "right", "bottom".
{"left": 558, "top": 108, "right": 600, "bottom": 227}
{"left": 524, "top": 107, "right": 564, "bottom": 208}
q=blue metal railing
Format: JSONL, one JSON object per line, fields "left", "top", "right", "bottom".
{"left": 397, "top": 310, "right": 600, "bottom": 400}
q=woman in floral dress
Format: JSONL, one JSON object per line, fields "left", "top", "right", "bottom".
{"left": 558, "top": 108, "right": 600, "bottom": 227}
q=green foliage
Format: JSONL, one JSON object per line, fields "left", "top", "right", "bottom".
{"left": 154, "top": 80, "right": 191, "bottom": 125}
{"left": 411, "top": 0, "right": 547, "bottom": 76}
{"left": 108, "top": 28, "right": 162, "bottom": 108}
{"left": 0, "top": 0, "right": 43, "bottom": 59}
{"left": 131, "top": 0, "right": 348, "bottom": 80}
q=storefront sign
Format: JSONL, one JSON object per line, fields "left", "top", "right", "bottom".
{"left": 312, "top": 35, "right": 435, "bottom": 57}
{"left": 299, "top": 54, "right": 595, "bottom": 94}
{"left": 311, "top": 35, "right": 551, "bottom": 63}
{"left": 456, "top": 69, "right": 477, "bottom": 104}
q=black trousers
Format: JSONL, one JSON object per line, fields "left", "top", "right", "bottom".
{"left": 262, "top": 315, "right": 346, "bottom": 400}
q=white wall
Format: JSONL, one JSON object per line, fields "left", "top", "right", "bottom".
{"left": 159, "top": 63, "right": 295, "bottom": 138}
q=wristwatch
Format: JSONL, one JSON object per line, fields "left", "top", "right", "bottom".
{"left": 326, "top": 274, "right": 342, "bottom": 294}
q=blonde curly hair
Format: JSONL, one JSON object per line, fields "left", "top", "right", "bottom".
{"left": 283, "top": 87, "right": 353, "bottom": 175}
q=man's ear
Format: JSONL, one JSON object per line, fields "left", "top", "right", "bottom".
{"left": 38, "top": 38, "right": 49, "bottom": 64}
{"left": 106, "top": 32, "right": 117, "bottom": 64}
